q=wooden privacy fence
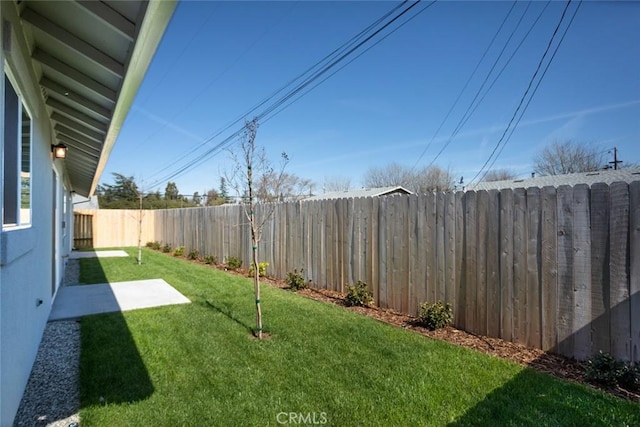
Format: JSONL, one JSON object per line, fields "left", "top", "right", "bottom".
{"left": 91, "top": 182, "right": 640, "bottom": 362}
{"left": 74, "top": 209, "right": 155, "bottom": 248}
{"left": 73, "top": 213, "right": 93, "bottom": 249}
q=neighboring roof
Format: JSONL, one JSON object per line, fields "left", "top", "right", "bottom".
{"left": 72, "top": 194, "right": 99, "bottom": 210}
{"left": 304, "top": 186, "right": 413, "bottom": 201}
{"left": 468, "top": 168, "right": 640, "bottom": 191}
{"left": 10, "top": 0, "right": 177, "bottom": 197}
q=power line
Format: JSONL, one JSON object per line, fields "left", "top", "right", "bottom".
{"left": 424, "top": 0, "right": 535, "bottom": 171}
{"left": 410, "top": 0, "right": 518, "bottom": 171}
{"left": 262, "top": 1, "right": 437, "bottom": 126}
{"left": 145, "top": 1, "right": 432, "bottom": 190}
{"left": 468, "top": 0, "right": 582, "bottom": 186}
{"left": 144, "top": 1, "right": 410, "bottom": 184}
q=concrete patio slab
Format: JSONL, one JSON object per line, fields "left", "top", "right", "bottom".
{"left": 49, "top": 279, "right": 190, "bottom": 321}
{"left": 69, "top": 250, "right": 129, "bottom": 259}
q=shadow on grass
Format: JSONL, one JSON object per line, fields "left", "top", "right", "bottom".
{"left": 449, "top": 291, "right": 640, "bottom": 426}
{"left": 201, "top": 299, "right": 255, "bottom": 335}
{"left": 79, "top": 258, "right": 108, "bottom": 284}
{"left": 77, "top": 255, "right": 154, "bottom": 407}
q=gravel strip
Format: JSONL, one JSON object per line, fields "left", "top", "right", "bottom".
{"left": 14, "top": 261, "right": 82, "bottom": 427}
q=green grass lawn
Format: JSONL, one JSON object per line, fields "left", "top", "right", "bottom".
{"left": 78, "top": 248, "right": 639, "bottom": 426}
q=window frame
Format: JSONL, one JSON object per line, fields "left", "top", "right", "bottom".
{"left": 3, "top": 66, "right": 33, "bottom": 230}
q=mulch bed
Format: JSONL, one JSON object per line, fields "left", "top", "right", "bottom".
{"left": 176, "top": 255, "right": 640, "bottom": 403}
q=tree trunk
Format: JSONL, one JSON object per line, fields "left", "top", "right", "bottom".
{"left": 137, "top": 194, "right": 143, "bottom": 265}
{"left": 252, "top": 227, "right": 262, "bottom": 339}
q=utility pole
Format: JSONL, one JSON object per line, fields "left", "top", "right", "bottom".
{"left": 609, "top": 147, "right": 623, "bottom": 170}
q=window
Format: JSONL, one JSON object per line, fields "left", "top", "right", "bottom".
{"left": 3, "top": 73, "right": 31, "bottom": 227}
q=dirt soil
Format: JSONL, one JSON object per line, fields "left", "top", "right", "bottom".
{"left": 198, "top": 260, "right": 640, "bottom": 403}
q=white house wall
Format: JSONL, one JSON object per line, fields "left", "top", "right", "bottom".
{"left": 0, "top": 4, "right": 72, "bottom": 425}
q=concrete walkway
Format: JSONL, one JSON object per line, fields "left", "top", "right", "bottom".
{"left": 49, "top": 279, "right": 191, "bottom": 321}
{"left": 69, "top": 250, "right": 129, "bottom": 259}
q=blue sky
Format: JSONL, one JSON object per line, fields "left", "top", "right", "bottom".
{"left": 103, "top": 0, "right": 640, "bottom": 196}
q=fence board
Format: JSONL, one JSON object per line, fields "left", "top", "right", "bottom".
{"left": 571, "top": 184, "right": 592, "bottom": 360}
{"left": 425, "top": 192, "right": 436, "bottom": 304}
{"left": 589, "top": 183, "right": 610, "bottom": 355}
{"left": 378, "top": 197, "right": 389, "bottom": 308}
{"left": 444, "top": 192, "right": 457, "bottom": 310}
{"left": 436, "top": 192, "right": 446, "bottom": 304}
{"left": 526, "top": 187, "right": 542, "bottom": 349}
{"left": 610, "top": 182, "right": 631, "bottom": 361}
{"left": 486, "top": 190, "right": 500, "bottom": 338}
{"left": 512, "top": 188, "right": 527, "bottom": 345}
{"left": 464, "top": 191, "right": 478, "bottom": 333}
{"left": 629, "top": 181, "right": 640, "bottom": 363}
{"left": 499, "top": 189, "right": 514, "bottom": 342}
{"left": 541, "top": 186, "right": 558, "bottom": 352}
{"left": 476, "top": 190, "right": 488, "bottom": 336}
{"left": 556, "top": 186, "right": 575, "bottom": 357}
{"left": 408, "top": 195, "right": 420, "bottom": 315}
{"left": 454, "top": 192, "right": 464, "bottom": 328}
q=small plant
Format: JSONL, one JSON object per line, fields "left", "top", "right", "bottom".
{"left": 286, "top": 269, "right": 306, "bottom": 291}
{"left": 345, "top": 281, "right": 374, "bottom": 307}
{"left": 173, "top": 246, "right": 185, "bottom": 257}
{"left": 249, "top": 262, "right": 269, "bottom": 277}
{"left": 419, "top": 301, "right": 453, "bottom": 330}
{"left": 204, "top": 255, "right": 218, "bottom": 265}
{"left": 585, "top": 351, "right": 632, "bottom": 387}
{"left": 145, "top": 241, "right": 161, "bottom": 250}
{"left": 226, "top": 256, "right": 242, "bottom": 270}
{"left": 161, "top": 244, "right": 172, "bottom": 253}
{"left": 619, "top": 364, "right": 640, "bottom": 392}
{"left": 187, "top": 249, "right": 200, "bottom": 260}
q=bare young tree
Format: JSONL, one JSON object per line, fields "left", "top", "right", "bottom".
{"left": 256, "top": 172, "right": 315, "bottom": 202}
{"left": 226, "top": 118, "right": 289, "bottom": 339}
{"left": 362, "top": 162, "right": 454, "bottom": 193}
{"left": 533, "top": 140, "right": 604, "bottom": 176}
{"left": 323, "top": 175, "right": 352, "bottom": 192}
{"left": 482, "top": 168, "right": 518, "bottom": 182}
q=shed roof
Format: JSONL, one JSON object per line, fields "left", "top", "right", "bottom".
{"left": 304, "top": 186, "right": 413, "bottom": 201}
{"left": 467, "top": 168, "right": 640, "bottom": 191}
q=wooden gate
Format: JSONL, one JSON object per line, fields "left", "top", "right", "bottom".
{"left": 73, "top": 213, "right": 93, "bottom": 249}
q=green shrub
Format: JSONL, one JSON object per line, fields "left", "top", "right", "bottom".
{"left": 204, "top": 255, "right": 217, "bottom": 265}
{"left": 286, "top": 269, "right": 306, "bottom": 291}
{"left": 226, "top": 256, "right": 242, "bottom": 270}
{"left": 173, "top": 246, "right": 185, "bottom": 257}
{"left": 249, "top": 262, "right": 269, "bottom": 277}
{"left": 419, "top": 301, "right": 453, "bottom": 330}
{"left": 161, "top": 244, "right": 172, "bottom": 253}
{"left": 619, "top": 364, "right": 640, "bottom": 392}
{"left": 146, "top": 241, "right": 161, "bottom": 250}
{"left": 585, "top": 352, "right": 638, "bottom": 391}
{"left": 345, "top": 281, "right": 374, "bottom": 307}
{"left": 187, "top": 249, "right": 200, "bottom": 260}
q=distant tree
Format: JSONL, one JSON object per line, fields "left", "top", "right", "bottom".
{"left": 482, "top": 168, "right": 518, "bottom": 182}
{"left": 164, "top": 182, "right": 180, "bottom": 200}
{"left": 256, "top": 172, "right": 315, "bottom": 202}
{"left": 323, "top": 175, "right": 351, "bottom": 192}
{"left": 192, "top": 191, "right": 202, "bottom": 205}
{"left": 533, "top": 140, "right": 604, "bottom": 176}
{"left": 362, "top": 162, "right": 454, "bottom": 193}
{"left": 363, "top": 162, "right": 412, "bottom": 189}
{"left": 219, "top": 177, "right": 231, "bottom": 203}
{"left": 414, "top": 165, "right": 455, "bottom": 192}
{"left": 96, "top": 173, "right": 139, "bottom": 208}
{"left": 205, "top": 189, "right": 225, "bottom": 206}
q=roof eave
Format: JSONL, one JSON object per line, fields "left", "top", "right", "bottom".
{"left": 88, "top": 0, "right": 177, "bottom": 197}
